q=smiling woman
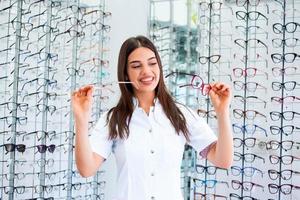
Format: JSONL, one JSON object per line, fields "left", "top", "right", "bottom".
{"left": 72, "top": 35, "right": 233, "bottom": 200}
{"left": 126, "top": 47, "right": 160, "bottom": 96}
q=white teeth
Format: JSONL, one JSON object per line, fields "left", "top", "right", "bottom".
{"left": 140, "top": 77, "right": 153, "bottom": 82}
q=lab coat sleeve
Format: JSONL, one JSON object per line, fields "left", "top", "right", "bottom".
{"left": 178, "top": 104, "right": 218, "bottom": 158}
{"left": 88, "top": 111, "right": 113, "bottom": 159}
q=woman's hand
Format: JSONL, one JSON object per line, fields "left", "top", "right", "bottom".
{"left": 71, "top": 85, "right": 94, "bottom": 122}
{"left": 208, "top": 82, "right": 232, "bottom": 114}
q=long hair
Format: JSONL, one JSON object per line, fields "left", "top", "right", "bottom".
{"left": 107, "top": 36, "right": 190, "bottom": 141}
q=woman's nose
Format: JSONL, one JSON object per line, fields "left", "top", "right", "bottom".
{"left": 141, "top": 64, "right": 152, "bottom": 74}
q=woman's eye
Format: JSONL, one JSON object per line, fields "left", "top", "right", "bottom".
{"left": 131, "top": 65, "right": 140, "bottom": 68}
{"left": 149, "top": 62, "right": 157, "bottom": 65}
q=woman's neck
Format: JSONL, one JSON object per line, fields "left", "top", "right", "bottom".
{"left": 135, "top": 92, "right": 155, "bottom": 114}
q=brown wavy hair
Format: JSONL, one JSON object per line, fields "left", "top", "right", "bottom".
{"left": 106, "top": 36, "right": 190, "bottom": 141}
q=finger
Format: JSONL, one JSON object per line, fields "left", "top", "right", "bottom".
{"left": 78, "top": 85, "right": 92, "bottom": 94}
{"left": 87, "top": 86, "right": 94, "bottom": 97}
{"left": 209, "top": 82, "right": 218, "bottom": 89}
{"left": 210, "top": 83, "right": 221, "bottom": 91}
{"left": 212, "top": 82, "right": 222, "bottom": 89}
{"left": 221, "top": 84, "right": 231, "bottom": 93}
{"left": 79, "top": 86, "right": 91, "bottom": 96}
{"left": 220, "top": 84, "right": 229, "bottom": 92}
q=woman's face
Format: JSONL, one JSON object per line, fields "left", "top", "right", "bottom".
{"left": 127, "top": 47, "right": 160, "bottom": 95}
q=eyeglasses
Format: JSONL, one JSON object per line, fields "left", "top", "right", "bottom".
{"left": 21, "top": 78, "right": 57, "bottom": 90}
{"left": 35, "top": 25, "right": 60, "bottom": 41}
{"left": 230, "top": 193, "right": 258, "bottom": 200}
{"left": 270, "top": 125, "right": 300, "bottom": 136}
{"left": 23, "top": 47, "right": 58, "bottom": 63}
{"left": 234, "top": 95, "right": 266, "bottom": 108}
{"left": 0, "top": 186, "right": 25, "bottom": 194}
{"left": 199, "top": 14, "right": 221, "bottom": 25}
{"left": 233, "top": 109, "right": 267, "bottom": 120}
{"left": 22, "top": 91, "right": 66, "bottom": 103}
{"left": 273, "top": 22, "right": 300, "bottom": 34}
{"left": 270, "top": 111, "right": 300, "bottom": 121}
{"left": 11, "top": 18, "right": 33, "bottom": 31}
{"left": 22, "top": 130, "right": 56, "bottom": 141}
{"left": 234, "top": 39, "right": 268, "bottom": 53}
{"left": 0, "top": 102, "right": 28, "bottom": 113}
{"left": 271, "top": 67, "right": 298, "bottom": 77}
{"left": 269, "top": 155, "right": 300, "bottom": 165}
{"left": 79, "top": 57, "right": 110, "bottom": 68}
{"left": 234, "top": 152, "right": 265, "bottom": 163}
{"left": 0, "top": 130, "right": 25, "bottom": 141}
{"left": 266, "top": 140, "right": 300, "bottom": 151}
{"left": 193, "top": 178, "right": 229, "bottom": 188}
{"left": 197, "top": 109, "right": 216, "bottom": 118}
{"left": 32, "top": 144, "right": 56, "bottom": 153}
{"left": 268, "top": 183, "right": 300, "bottom": 195}
{"left": 56, "top": 143, "right": 75, "bottom": 154}
{"left": 82, "top": 9, "right": 112, "bottom": 18}
{"left": 28, "top": 104, "right": 57, "bottom": 116}
{"left": 231, "top": 166, "right": 263, "bottom": 177}
{"left": 31, "top": 184, "right": 55, "bottom": 194}
{"left": 235, "top": 25, "right": 265, "bottom": 35}
{"left": 0, "top": 143, "right": 26, "bottom": 154}
{"left": 84, "top": 18, "right": 111, "bottom": 32}
{"left": 0, "top": 116, "right": 27, "bottom": 127}
{"left": 195, "top": 192, "right": 228, "bottom": 200}
{"left": 232, "top": 180, "right": 264, "bottom": 192}
{"left": 272, "top": 81, "right": 300, "bottom": 91}
{"left": 268, "top": 169, "right": 300, "bottom": 180}
{"left": 0, "top": 172, "right": 26, "bottom": 181}
{"left": 198, "top": 55, "right": 221, "bottom": 64}
{"left": 272, "top": 38, "right": 300, "bottom": 48}
{"left": 233, "top": 137, "right": 257, "bottom": 148}
{"left": 199, "top": 2, "right": 222, "bottom": 11}
{"left": 236, "top": 11, "right": 268, "bottom": 23}
{"left": 56, "top": 16, "right": 86, "bottom": 28}
{"left": 235, "top": 0, "right": 260, "bottom": 7}
{"left": 66, "top": 67, "right": 85, "bottom": 80}
{"left": 195, "top": 164, "right": 228, "bottom": 175}
{"left": 165, "top": 72, "right": 211, "bottom": 95}
{"left": 51, "top": 28, "right": 85, "bottom": 43}
{"left": 271, "top": 53, "right": 300, "bottom": 63}
{"left": 232, "top": 123, "right": 267, "bottom": 136}
{"left": 232, "top": 67, "right": 268, "bottom": 78}
{"left": 233, "top": 81, "right": 266, "bottom": 92}
{"left": 53, "top": 3, "right": 86, "bottom": 16}
{"left": 34, "top": 158, "right": 55, "bottom": 167}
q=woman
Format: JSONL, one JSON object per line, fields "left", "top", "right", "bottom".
{"left": 72, "top": 36, "right": 233, "bottom": 200}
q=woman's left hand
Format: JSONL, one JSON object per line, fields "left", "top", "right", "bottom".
{"left": 208, "top": 82, "right": 232, "bottom": 114}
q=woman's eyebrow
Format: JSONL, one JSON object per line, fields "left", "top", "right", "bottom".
{"left": 148, "top": 57, "right": 156, "bottom": 61}
{"left": 128, "top": 60, "right": 141, "bottom": 64}
{"left": 129, "top": 57, "right": 156, "bottom": 64}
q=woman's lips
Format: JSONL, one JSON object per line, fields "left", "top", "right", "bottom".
{"left": 139, "top": 76, "right": 154, "bottom": 85}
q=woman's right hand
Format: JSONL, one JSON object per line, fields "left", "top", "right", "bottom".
{"left": 71, "top": 85, "right": 94, "bottom": 122}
